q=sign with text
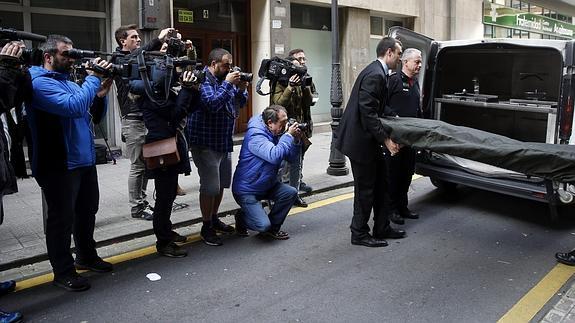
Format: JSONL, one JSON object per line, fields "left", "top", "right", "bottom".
{"left": 178, "top": 10, "right": 194, "bottom": 23}
{"left": 484, "top": 2, "right": 575, "bottom": 38}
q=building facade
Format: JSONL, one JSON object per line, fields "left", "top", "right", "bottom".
{"left": 0, "top": 0, "right": 573, "bottom": 148}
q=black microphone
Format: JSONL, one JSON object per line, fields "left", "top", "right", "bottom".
{"left": 0, "top": 28, "right": 46, "bottom": 42}
{"left": 13, "top": 30, "right": 47, "bottom": 42}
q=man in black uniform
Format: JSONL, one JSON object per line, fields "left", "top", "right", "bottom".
{"left": 386, "top": 48, "right": 423, "bottom": 225}
{"left": 335, "top": 37, "right": 405, "bottom": 248}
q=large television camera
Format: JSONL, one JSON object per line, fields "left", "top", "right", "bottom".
{"left": 255, "top": 56, "right": 312, "bottom": 95}
{"left": 0, "top": 27, "right": 46, "bottom": 66}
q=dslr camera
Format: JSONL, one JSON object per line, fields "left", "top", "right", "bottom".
{"left": 232, "top": 66, "right": 253, "bottom": 82}
{"left": 287, "top": 118, "right": 308, "bottom": 131}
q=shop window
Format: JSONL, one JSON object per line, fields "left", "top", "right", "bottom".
{"left": 291, "top": 3, "right": 331, "bottom": 31}
{"left": 30, "top": 0, "right": 105, "bottom": 12}
{"left": 530, "top": 5, "right": 543, "bottom": 15}
{"left": 31, "top": 14, "right": 107, "bottom": 51}
{"left": 173, "top": 0, "right": 247, "bottom": 33}
{"left": 484, "top": 25, "right": 493, "bottom": 38}
{"left": 370, "top": 16, "right": 383, "bottom": 36}
{"left": 0, "top": 10, "right": 23, "bottom": 29}
{"left": 385, "top": 19, "right": 403, "bottom": 33}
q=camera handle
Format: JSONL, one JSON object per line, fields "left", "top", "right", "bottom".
{"left": 136, "top": 51, "right": 174, "bottom": 106}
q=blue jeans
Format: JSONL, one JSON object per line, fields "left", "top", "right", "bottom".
{"left": 234, "top": 182, "right": 298, "bottom": 232}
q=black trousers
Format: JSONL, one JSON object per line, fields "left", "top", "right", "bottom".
{"left": 349, "top": 154, "right": 390, "bottom": 239}
{"left": 35, "top": 166, "right": 99, "bottom": 277}
{"left": 153, "top": 171, "right": 178, "bottom": 248}
{"left": 385, "top": 147, "right": 416, "bottom": 213}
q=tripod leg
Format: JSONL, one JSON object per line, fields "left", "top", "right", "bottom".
{"left": 97, "top": 124, "right": 117, "bottom": 164}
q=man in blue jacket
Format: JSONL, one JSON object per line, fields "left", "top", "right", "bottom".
{"left": 27, "top": 34, "right": 113, "bottom": 292}
{"left": 232, "top": 105, "right": 301, "bottom": 240}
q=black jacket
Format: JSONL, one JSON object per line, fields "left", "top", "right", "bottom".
{"left": 138, "top": 86, "right": 199, "bottom": 178}
{"left": 388, "top": 71, "right": 421, "bottom": 118}
{"left": 335, "top": 60, "right": 393, "bottom": 163}
{"left": 0, "top": 61, "right": 28, "bottom": 223}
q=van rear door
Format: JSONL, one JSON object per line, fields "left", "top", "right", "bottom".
{"left": 388, "top": 26, "right": 437, "bottom": 118}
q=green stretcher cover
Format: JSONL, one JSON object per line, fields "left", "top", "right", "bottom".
{"left": 379, "top": 117, "right": 575, "bottom": 183}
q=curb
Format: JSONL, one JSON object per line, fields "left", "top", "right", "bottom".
{"left": 0, "top": 180, "right": 353, "bottom": 273}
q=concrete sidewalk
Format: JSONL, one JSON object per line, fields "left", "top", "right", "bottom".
{"left": 0, "top": 129, "right": 353, "bottom": 275}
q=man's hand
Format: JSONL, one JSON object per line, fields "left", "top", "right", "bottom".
{"left": 87, "top": 57, "right": 112, "bottom": 78}
{"left": 287, "top": 122, "right": 302, "bottom": 138}
{"left": 225, "top": 70, "right": 241, "bottom": 85}
{"left": 237, "top": 80, "right": 249, "bottom": 91}
{"left": 384, "top": 138, "right": 400, "bottom": 156}
{"left": 180, "top": 70, "right": 200, "bottom": 90}
{"left": 0, "top": 41, "right": 24, "bottom": 59}
{"left": 97, "top": 78, "right": 113, "bottom": 98}
{"left": 158, "top": 27, "right": 176, "bottom": 42}
{"left": 288, "top": 74, "right": 301, "bottom": 87}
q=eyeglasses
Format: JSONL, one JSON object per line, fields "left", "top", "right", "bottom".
{"left": 296, "top": 57, "right": 307, "bottom": 63}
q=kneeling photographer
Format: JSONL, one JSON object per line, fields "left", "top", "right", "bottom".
{"left": 232, "top": 105, "right": 301, "bottom": 240}
{"left": 270, "top": 56, "right": 313, "bottom": 208}
{"left": 129, "top": 46, "right": 200, "bottom": 258}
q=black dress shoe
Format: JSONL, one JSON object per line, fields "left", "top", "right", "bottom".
{"left": 375, "top": 227, "right": 406, "bottom": 239}
{"left": 53, "top": 272, "right": 90, "bottom": 292}
{"left": 389, "top": 212, "right": 405, "bottom": 225}
{"left": 351, "top": 236, "right": 388, "bottom": 247}
{"left": 294, "top": 196, "right": 308, "bottom": 208}
{"left": 400, "top": 209, "right": 419, "bottom": 219}
{"left": 75, "top": 257, "right": 113, "bottom": 273}
{"left": 556, "top": 250, "right": 575, "bottom": 266}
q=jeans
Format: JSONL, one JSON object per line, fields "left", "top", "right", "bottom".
{"left": 121, "top": 118, "right": 148, "bottom": 216}
{"left": 234, "top": 182, "right": 298, "bottom": 233}
{"left": 35, "top": 166, "right": 100, "bottom": 276}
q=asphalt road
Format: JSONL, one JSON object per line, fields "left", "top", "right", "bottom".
{"left": 3, "top": 179, "right": 575, "bottom": 323}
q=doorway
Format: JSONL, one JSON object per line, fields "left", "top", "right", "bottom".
{"left": 174, "top": 0, "right": 251, "bottom": 133}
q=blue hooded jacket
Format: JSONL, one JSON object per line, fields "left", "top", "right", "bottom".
{"left": 232, "top": 114, "right": 299, "bottom": 196}
{"left": 27, "top": 66, "right": 106, "bottom": 175}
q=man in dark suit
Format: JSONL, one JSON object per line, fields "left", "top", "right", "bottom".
{"left": 335, "top": 37, "right": 405, "bottom": 247}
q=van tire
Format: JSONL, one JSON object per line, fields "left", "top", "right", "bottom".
{"left": 430, "top": 177, "right": 458, "bottom": 192}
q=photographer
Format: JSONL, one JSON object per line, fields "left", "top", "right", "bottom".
{"left": 0, "top": 40, "right": 27, "bottom": 323}
{"left": 270, "top": 56, "right": 313, "bottom": 207}
{"left": 232, "top": 105, "right": 300, "bottom": 240}
{"left": 130, "top": 56, "right": 199, "bottom": 257}
{"left": 288, "top": 48, "right": 318, "bottom": 194}
{"left": 27, "top": 34, "right": 114, "bottom": 291}
{"left": 113, "top": 25, "right": 177, "bottom": 221}
{"left": 187, "top": 48, "right": 248, "bottom": 246}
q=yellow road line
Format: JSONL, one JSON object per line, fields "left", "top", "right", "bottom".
{"left": 14, "top": 191, "right": 355, "bottom": 292}
{"left": 14, "top": 176, "right": 424, "bottom": 292}
{"left": 498, "top": 264, "right": 575, "bottom": 323}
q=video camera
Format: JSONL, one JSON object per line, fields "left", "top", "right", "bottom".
{"left": 0, "top": 27, "right": 46, "bottom": 66}
{"left": 255, "top": 56, "right": 312, "bottom": 95}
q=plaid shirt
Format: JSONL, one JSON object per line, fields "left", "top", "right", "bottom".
{"left": 187, "top": 67, "right": 248, "bottom": 152}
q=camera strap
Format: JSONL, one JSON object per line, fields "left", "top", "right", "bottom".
{"left": 256, "top": 77, "right": 271, "bottom": 96}
{"left": 136, "top": 51, "right": 171, "bottom": 106}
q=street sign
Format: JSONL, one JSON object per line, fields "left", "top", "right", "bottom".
{"left": 178, "top": 10, "right": 194, "bottom": 23}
